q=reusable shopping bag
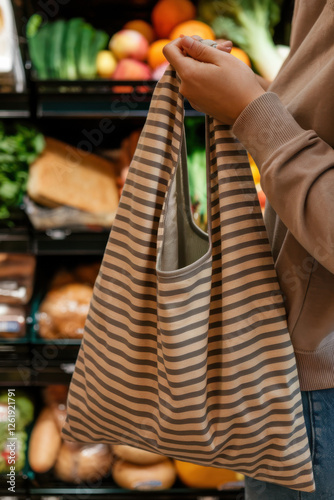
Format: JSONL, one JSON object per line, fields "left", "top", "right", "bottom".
{"left": 62, "top": 68, "right": 315, "bottom": 492}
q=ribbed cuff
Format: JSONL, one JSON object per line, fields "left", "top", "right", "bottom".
{"left": 295, "top": 342, "right": 334, "bottom": 391}
{"left": 232, "top": 92, "right": 305, "bottom": 169}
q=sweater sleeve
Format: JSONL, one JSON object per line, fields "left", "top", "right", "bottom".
{"left": 232, "top": 91, "right": 334, "bottom": 274}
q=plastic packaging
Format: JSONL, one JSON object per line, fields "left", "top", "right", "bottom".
{"left": 0, "top": 304, "right": 26, "bottom": 338}
{"left": 54, "top": 441, "right": 112, "bottom": 484}
{"left": 0, "top": 254, "right": 36, "bottom": 305}
{"left": 37, "top": 283, "right": 93, "bottom": 339}
{"left": 24, "top": 196, "right": 116, "bottom": 230}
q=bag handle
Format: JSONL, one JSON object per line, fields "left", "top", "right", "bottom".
{"left": 155, "top": 69, "right": 214, "bottom": 274}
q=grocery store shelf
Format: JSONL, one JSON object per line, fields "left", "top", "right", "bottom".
{"left": 29, "top": 487, "right": 244, "bottom": 499}
{"left": 28, "top": 471, "right": 244, "bottom": 499}
{"left": 0, "top": 92, "right": 30, "bottom": 118}
{"left": 0, "top": 227, "right": 110, "bottom": 255}
{"left": 31, "top": 79, "right": 203, "bottom": 119}
{"left": 31, "top": 229, "right": 110, "bottom": 255}
{"left": 0, "top": 80, "right": 203, "bottom": 120}
{"left": 34, "top": 83, "right": 154, "bottom": 119}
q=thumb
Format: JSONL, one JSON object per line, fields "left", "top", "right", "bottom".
{"left": 180, "top": 36, "right": 223, "bottom": 65}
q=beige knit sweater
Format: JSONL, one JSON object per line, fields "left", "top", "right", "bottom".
{"left": 232, "top": 0, "right": 334, "bottom": 390}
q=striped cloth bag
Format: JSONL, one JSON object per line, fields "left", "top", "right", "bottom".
{"left": 62, "top": 68, "right": 314, "bottom": 492}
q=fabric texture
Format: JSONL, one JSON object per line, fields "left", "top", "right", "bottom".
{"left": 245, "top": 387, "right": 334, "bottom": 499}
{"left": 232, "top": 0, "right": 334, "bottom": 391}
{"left": 62, "top": 68, "right": 314, "bottom": 492}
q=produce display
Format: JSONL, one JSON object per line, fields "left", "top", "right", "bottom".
{"left": 0, "top": 122, "right": 45, "bottom": 221}
{"left": 198, "top": 0, "right": 288, "bottom": 81}
{"left": 25, "top": 0, "right": 287, "bottom": 87}
{"left": 26, "top": 15, "right": 109, "bottom": 80}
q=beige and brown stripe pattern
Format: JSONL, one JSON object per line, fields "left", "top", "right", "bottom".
{"left": 61, "top": 68, "right": 314, "bottom": 492}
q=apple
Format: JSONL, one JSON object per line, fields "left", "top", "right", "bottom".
{"left": 112, "top": 59, "right": 152, "bottom": 93}
{"left": 109, "top": 30, "right": 149, "bottom": 61}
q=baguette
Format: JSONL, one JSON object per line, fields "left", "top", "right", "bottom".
{"left": 28, "top": 407, "right": 61, "bottom": 473}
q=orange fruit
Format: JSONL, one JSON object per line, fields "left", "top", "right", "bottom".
{"left": 123, "top": 20, "right": 155, "bottom": 45}
{"left": 170, "top": 20, "right": 215, "bottom": 41}
{"left": 175, "top": 460, "right": 244, "bottom": 489}
{"left": 147, "top": 39, "right": 169, "bottom": 69}
{"left": 152, "top": 0, "right": 196, "bottom": 39}
{"left": 230, "top": 47, "right": 251, "bottom": 67}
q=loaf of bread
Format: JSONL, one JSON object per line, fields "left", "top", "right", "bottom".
{"left": 28, "top": 137, "right": 119, "bottom": 214}
{"left": 38, "top": 283, "right": 93, "bottom": 339}
{"left": 113, "top": 445, "right": 167, "bottom": 466}
{"left": 112, "top": 458, "right": 176, "bottom": 490}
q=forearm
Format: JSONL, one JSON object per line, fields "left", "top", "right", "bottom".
{"left": 232, "top": 92, "right": 334, "bottom": 273}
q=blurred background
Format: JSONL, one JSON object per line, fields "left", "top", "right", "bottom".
{"left": 0, "top": 1, "right": 294, "bottom": 498}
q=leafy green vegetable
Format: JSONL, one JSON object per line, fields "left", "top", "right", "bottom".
{"left": 0, "top": 391, "right": 34, "bottom": 430}
{"left": 0, "top": 122, "right": 45, "bottom": 220}
{"left": 26, "top": 14, "right": 48, "bottom": 79}
{"left": 0, "top": 431, "right": 28, "bottom": 473}
{"left": 198, "top": 0, "right": 284, "bottom": 81}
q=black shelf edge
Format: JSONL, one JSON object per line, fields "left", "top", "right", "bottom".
{"left": 30, "top": 78, "right": 203, "bottom": 119}
{"left": 0, "top": 92, "right": 30, "bottom": 118}
{"left": 32, "top": 230, "right": 110, "bottom": 255}
{"left": 0, "top": 79, "right": 203, "bottom": 119}
{"left": 0, "top": 228, "right": 31, "bottom": 253}
{"left": 0, "top": 229, "right": 110, "bottom": 255}
{"left": 28, "top": 486, "right": 244, "bottom": 499}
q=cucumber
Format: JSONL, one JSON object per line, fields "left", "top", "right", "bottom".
{"left": 62, "top": 18, "right": 85, "bottom": 80}
{"left": 77, "top": 23, "right": 95, "bottom": 78}
{"left": 49, "top": 20, "right": 66, "bottom": 79}
{"left": 44, "top": 21, "right": 56, "bottom": 78}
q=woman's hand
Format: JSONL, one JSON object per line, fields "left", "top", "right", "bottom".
{"left": 163, "top": 36, "right": 265, "bottom": 125}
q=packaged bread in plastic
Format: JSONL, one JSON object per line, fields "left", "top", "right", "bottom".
{"left": 54, "top": 441, "right": 112, "bottom": 484}
{"left": 0, "top": 304, "right": 26, "bottom": 338}
{"left": 37, "top": 283, "right": 93, "bottom": 339}
{"left": 36, "top": 262, "right": 100, "bottom": 339}
{"left": 0, "top": 254, "right": 36, "bottom": 304}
